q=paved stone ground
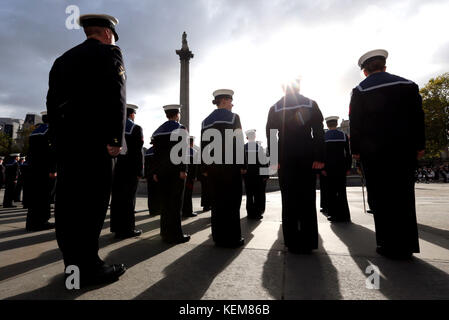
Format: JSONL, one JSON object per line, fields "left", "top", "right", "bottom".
{"left": 0, "top": 183, "right": 448, "bottom": 300}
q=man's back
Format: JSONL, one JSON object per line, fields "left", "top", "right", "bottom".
{"left": 349, "top": 72, "right": 425, "bottom": 157}
{"left": 266, "top": 92, "right": 324, "bottom": 164}
{"left": 47, "top": 38, "right": 126, "bottom": 154}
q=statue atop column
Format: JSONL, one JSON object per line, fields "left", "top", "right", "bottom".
{"left": 176, "top": 32, "right": 194, "bottom": 130}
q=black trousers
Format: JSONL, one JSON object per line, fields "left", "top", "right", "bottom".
{"left": 319, "top": 173, "right": 328, "bottom": 212}
{"left": 26, "top": 168, "right": 51, "bottom": 228}
{"left": 326, "top": 170, "right": 350, "bottom": 221}
{"left": 14, "top": 176, "right": 23, "bottom": 202}
{"left": 362, "top": 156, "right": 419, "bottom": 253}
{"left": 278, "top": 163, "right": 318, "bottom": 250}
{"left": 158, "top": 171, "right": 185, "bottom": 241}
{"left": 110, "top": 157, "right": 139, "bottom": 234}
{"left": 55, "top": 150, "right": 113, "bottom": 271}
{"left": 208, "top": 165, "right": 242, "bottom": 244}
{"left": 147, "top": 177, "right": 161, "bottom": 215}
{"left": 182, "top": 177, "right": 194, "bottom": 216}
{"left": 244, "top": 174, "right": 266, "bottom": 217}
{"left": 199, "top": 174, "right": 211, "bottom": 208}
{"left": 3, "top": 180, "right": 16, "bottom": 207}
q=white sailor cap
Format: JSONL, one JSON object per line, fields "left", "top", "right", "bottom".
{"left": 0, "top": 156, "right": 4, "bottom": 160}
{"left": 358, "top": 49, "right": 388, "bottom": 69}
{"left": 40, "top": 111, "right": 47, "bottom": 116}
{"left": 78, "top": 14, "right": 119, "bottom": 41}
{"left": 245, "top": 129, "right": 256, "bottom": 136}
{"left": 325, "top": 116, "right": 339, "bottom": 122}
{"left": 20, "top": 156, "right": 26, "bottom": 160}
{"left": 163, "top": 104, "right": 181, "bottom": 111}
{"left": 213, "top": 89, "right": 234, "bottom": 98}
{"left": 127, "top": 104, "right": 138, "bottom": 112}
{"left": 9, "top": 153, "right": 20, "bottom": 157}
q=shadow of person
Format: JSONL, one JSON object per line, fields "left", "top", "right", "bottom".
{"left": 0, "top": 211, "right": 28, "bottom": 219}
{"left": 105, "top": 216, "right": 212, "bottom": 270}
{"left": 0, "top": 214, "right": 156, "bottom": 256}
{"left": 264, "top": 226, "right": 343, "bottom": 299}
{"left": 0, "top": 231, "right": 56, "bottom": 252}
{"left": 0, "top": 215, "right": 162, "bottom": 282}
{"left": 6, "top": 270, "right": 131, "bottom": 300}
{"left": 133, "top": 217, "right": 261, "bottom": 300}
{"left": 0, "top": 216, "right": 28, "bottom": 225}
{"left": 0, "top": 228, "right": 29, "bottom": 240}
{"left": 331, "top": 223, "right": 449, "bottom": 299}
{"left": 418, "top": 224, "right": 449, "bottom": 251}
{"left": 3, "top": 216, "right": 216, "bottom": 299}
{"left": 0, "top": 207, "right": 28, "bottom": 214}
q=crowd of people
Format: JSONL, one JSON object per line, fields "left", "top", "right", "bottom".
{"left": 415, "top": 165, "right": 449, "bottom": 183}
{"left": 0, "top": 13, "right": 429, "bottom": 289}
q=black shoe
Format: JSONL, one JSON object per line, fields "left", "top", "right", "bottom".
{"left": 163, "top": 234, "right": 191, "bottom": 244}
{"left": 80, "top": 263, "right": 127, "bottom": 288}
{"left": 182, "top": 212, "right": 197, "bottom": 218}
{"left": 367, "top": 209, "right": 374, "bottom": 214}
{"left": 203, "top": 206, "right": 211, "bottom": 212}
{"left": 3, "top": 205, "right": 16, "bottom": 208}
{"left": 115, "top": 229, "right": 142, "bottom": 239}
{"left": 26, "top": 222, "right": 55, "bottom": 232}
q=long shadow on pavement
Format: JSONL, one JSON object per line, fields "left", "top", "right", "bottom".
{"left": 0, "top": 211, "right": 28, "bottom": 219}
{"left": 418, "top": 224, "right": 449, "bottom": 251}
{"left": 263, "top": 226, "right": 343, "bottom": 300}
{"left": 3, "top": 216, "right": 212, "bottom": 299}
{"left": 0, "top": 216, "right": 160, "bottom": 282}
{"left": 133, "top": 217, "right": 261, "bottom": 300}
{"left": 0, "top": 216, "right": 28, "bottom": 225}
{"left": 0, "top": 214, "right": 152, "bottom": 254}
{"left": 331, "top": 223, "right": 449, "bottom": 299}
{"left": 0, "top": 228, "right": 29, "bottom": 240}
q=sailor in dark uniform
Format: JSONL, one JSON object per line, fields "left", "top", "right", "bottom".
{"left": 26, "top": 111, "right": 55, "bottom": 231}
{"left": 152, "top": 105, "right": 190, "bottom": 244}
{"left": 319, "top": 171, "right": 329, "bottom": 215}
{"left": 46, "top": 13, "right": 127, "bottom": 286}
{"left": 20, "top": 157, "right": 31, "bottom": 208}
{"left": 0, "top": 156, "right": 5, "bottom": 191}
{"left": 110, "top": 104, "right": 144, "bottom": 239}
{"left": 349, "top": 49, "right": 425, "bottom": 259}
{"left": 266, "top": 80, "right": 325, "bottom": 253}
{"left": 144, "top": 142, "right": 161, "bottom": 216}
{"left": 201, "top": 89, "right": 246, "bottom": 248}
{"left": 182, "top": 136, "right": 198, "bottom": 218}
{"left": 14, "top": 157, "right": 26, "bottom": 203}
{"left": 3, "top": 153, "right": 20, "bottom": 208}
{"left": 243, "top": 129, "right": 268, "bottom": 220}
{"left": 199, "top": 164, "right": 212, "bottom": 211}
{"left": 322, "top": 116, "right": 351, "bottom": 223}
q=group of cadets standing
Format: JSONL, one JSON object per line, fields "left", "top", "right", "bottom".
{"left": 6, "top": 13, "right": 423, "bottom": 287}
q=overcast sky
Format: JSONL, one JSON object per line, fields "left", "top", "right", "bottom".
{"left": 1, "top": 0, "right": 448, "bottom": 147}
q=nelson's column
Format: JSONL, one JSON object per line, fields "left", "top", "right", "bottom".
{"left": 176, "top": 32, "right": 194, "bottom": 130}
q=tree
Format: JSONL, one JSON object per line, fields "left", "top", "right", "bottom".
{"left": 16, "top": 124, "right": 36, "bottom": 155}
{"left": 420, "top": 73, "right": 449, "bottom": 160}
{"left": 0, "top": 131, "right": 13, "bottom": 156}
